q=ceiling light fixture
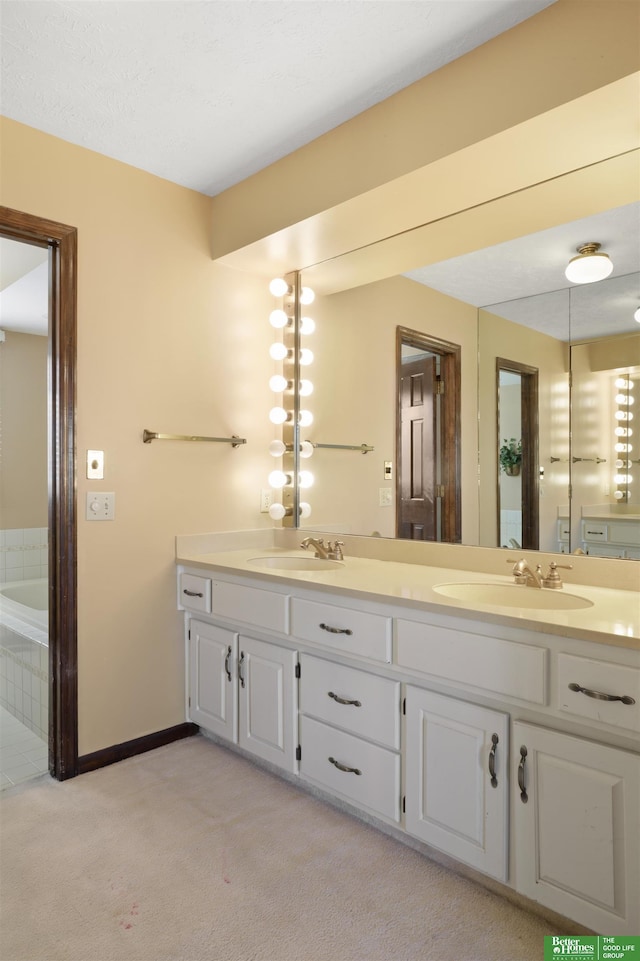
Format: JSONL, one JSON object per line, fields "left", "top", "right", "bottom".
{"left": 564, "top": 242, "right": 613, "bottom": 284}
{"left": 634, "top": 306, "right": 640, "bottom": 323}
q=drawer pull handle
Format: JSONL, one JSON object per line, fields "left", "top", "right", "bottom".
{"left": 224, "top": 646, "right": 232, "bottom": 683}
{"left": 328, "top": 691, "right": 362, "bottom": 707}
{"left": 568, "top": 682, "right": 635, "bottom": 705}
{"left": 319, "top": 623, "right": 353, "bottom": 636}
{"left": 488, "top": 733, "right": 499, "bottom": 788}
{"left": 518, "top": 745, "right": 528, "bottom": 803}
{"left": 238, "top": 651, "right": 246, "bottom": 689}
{"left": 183, "top": 588, "right": 204, "bottom": 598}
{"left": 328, "top": 756, "right": 361, "bottom": 776}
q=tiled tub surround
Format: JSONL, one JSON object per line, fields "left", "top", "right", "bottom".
{"left": 0, "top": 578, "right": 48, "bottom": 740}
{"left": 0, "top": 528, "right": 49, "bottom": 583}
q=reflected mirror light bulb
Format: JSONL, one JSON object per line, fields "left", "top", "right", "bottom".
{"left": 300, "top": 316, "right": 315, "bottom": 335}
{"left": 298, "top": 470, "right": 314, "bottom": 489}
{"left": 268, "top": 440, "right": 287, "bottom": 457}
{"left": 269, "top": 374, "right": 289, "bottom": 392}
{"left": 299, "top": 502, "right": 312, "bottom": 519}
{"left": 300, "top": 286, "right": 315, "bottom": 305}
{"left": 616, "top": 459, "right": 632, "bottom": 469}
{"left": 615, "top": 426, "right": 633, "bottom": 436}
{"left": 299, "top": 441, "right": 314, "bottom": 459}
{"left": 299, "top": 348, "right": 314, "bottom": 366}
{"left": 615, "top": 393, "right": 634, "bottom": 405}
{"left": 269, "top": 309, "right": 289, "bottom": 329}
{"left": 615, "top": 443, "right": 633, "bottom": 452}
{"left": 615, "top": 410, "right": 633, "bottom": 421}
{"left": 298, "top": 409, "right": 313, "bottom": 427}
{"left": 268, "top": 470, "right": 290, "bottom": 489}
{"left": 614, "top": 490, "right": 627, "bottom": 500}
{"left": 269, "top": 278, "right": 290, "bottom": 297}
{"left": 269, "top": 407, "right": 289, "bottom": 425}
{"left": 269, "top": 342, "right": 288, "bottom": 361}
{"left": 298, "top": 379, "right": 313, "bottom": 397}
{"left": 615, "top": 377, "right": 633, "bottom": 390}
{"left": 268, "top": 503, "right": 288, "bottom": 520}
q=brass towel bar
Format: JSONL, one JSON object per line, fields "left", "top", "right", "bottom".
{"left": 142, "top": 430, "right": 246, "bottom": 447}
{"left": 308, "top": 442, "right": 374, "bottom": 454}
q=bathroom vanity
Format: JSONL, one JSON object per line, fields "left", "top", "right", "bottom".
{"left": 176, "top": 533, "right": 639, "bottom": 935}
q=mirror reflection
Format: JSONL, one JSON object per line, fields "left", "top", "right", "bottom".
{"left": 298, "top": 202, "right": 640, "bottom": 556}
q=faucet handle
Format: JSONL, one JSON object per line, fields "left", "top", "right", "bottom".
{"left": 542, "top": 560, "right": 573, "bottom": 589}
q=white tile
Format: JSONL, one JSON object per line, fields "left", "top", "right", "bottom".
{"left": 40, "top": 549, "right": 49, "bottom": 565}
{"left": 23, "top": 530, "right": 41, "bottom": 547}
{"left": 0, "top": 554, "right": 5, "bottom": 572}
{"left": 4, "top": 570, "right": 23, "bottom": 583}
{"left": 23, "top": 566, "right": 41, "bottom": 580}
{"left": 4, "top": 530, "right": 24, "bottom": 548}
{"left": 0, "top": 531, "right": 6, "bottom": 548}
{"left": 5, "top": 553, "right": 24, "bottom": 570}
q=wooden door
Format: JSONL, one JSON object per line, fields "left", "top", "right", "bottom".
{"left": 398, "top": 357, "right": 437, "bottom": 539}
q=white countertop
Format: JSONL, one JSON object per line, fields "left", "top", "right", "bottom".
{"left": 176, "top": 544, "right": 640, "bottom": 651}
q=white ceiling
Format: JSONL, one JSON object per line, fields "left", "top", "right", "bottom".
{"left": 0, "top": 0, "right": 555, "bottom": 196}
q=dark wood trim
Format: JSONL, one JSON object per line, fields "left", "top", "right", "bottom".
{"left": 496, "top": 357, "right": 540, "bottom": 551}
{"left": 77, "top": 723, "right": 199, "bottom": 775}
{"left": 0, "top": 206, "right": 78, "bottom": 780}
{"left": 396, "top": 326, "right": 462, "bottom": 543}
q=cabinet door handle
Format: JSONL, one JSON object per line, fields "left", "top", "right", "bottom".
{"left": 568, "top": 682, "right": 635, "bottom": 705}
{"left": 224, "top": 646, "right": 232, "bottom": 683}
{"left": 518, "top": 745, "right": 528, "bottom": 803}
{"left": 328, "top": 756, "right": 361, "bottom": 776}
{"left": 488, "top": 733, "right": 499, "bottom": 788}
{"left": 183, "top": 588, "right": 204, "bottom": 598}
{"left": 319, "top": 623, "right": 353, "bottom": 636}
{"left": 238, "top": 651, "right": 245, "bottom": 688}
{"left": 328, "top": 691, "right": 361, "bottom": 707}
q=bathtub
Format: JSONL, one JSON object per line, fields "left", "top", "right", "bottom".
{"left": 0, "top": 578, "right": 48, "bottom": 634}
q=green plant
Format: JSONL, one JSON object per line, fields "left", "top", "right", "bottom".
{"left": 499, "top": 437, "right": 522, "bottom": 473}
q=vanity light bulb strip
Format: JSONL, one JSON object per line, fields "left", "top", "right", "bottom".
{"left": 613, "top": 375, "right": 636, "bottom": 502}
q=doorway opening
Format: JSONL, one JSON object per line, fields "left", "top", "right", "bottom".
{"left": 0, "top": 205, "right": 78, "bottom": 781}
{"left": 396, "top": 326, "right": 461, "bottom": 542}
{"left": 496, "top": 357, "right": 539, "bottom": 551}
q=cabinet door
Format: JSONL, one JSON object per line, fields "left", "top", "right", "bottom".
{"left": 189, "top": 620, "right": 237, "bottom": 742}
{"left": 513, "top": 722, "right": 640, "bottom": 935}
{"left": 405, "top": 687, "right": 508, "bottom": 881}
{"left": 238, "top": 635, "right": 298, "bottom": 774}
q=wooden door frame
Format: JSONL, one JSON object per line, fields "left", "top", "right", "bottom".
{"left": 496, "top": 357, "right": 539, "bottom": 551}
{"left": 0, "top": 206, "right": 78, "bottom": 780}
{"left": 396, "top": 326, "right": 461, "bottom": 543}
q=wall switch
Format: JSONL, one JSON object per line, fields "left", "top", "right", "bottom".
{"left": 86, "top": 491, "right": 115, "bottom": 521}
{"left": 260, "top": 489, "right": 273, "bottom": 513}
{"left": 379, "top": 487, "right": 392, "bottom": 507}
{"left": 384, "top": 461, "right": 393, "bottom": 480}
{"left": 87, "top": 450, "right": 104, "bottom": 479}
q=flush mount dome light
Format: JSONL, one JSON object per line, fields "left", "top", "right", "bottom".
{"left": 565, "top": 242, "right": 613, "bottom": 284}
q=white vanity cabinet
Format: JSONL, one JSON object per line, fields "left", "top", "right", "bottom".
{"left": 513, "top": 721, "right": 640, "bottom": 935}
{"left": 405, "top": 687, "right": 509, "bottom": 881}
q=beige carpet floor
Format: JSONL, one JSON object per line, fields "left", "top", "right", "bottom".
{"left": 1, "top": 735, "right": 560, "bottom": 961}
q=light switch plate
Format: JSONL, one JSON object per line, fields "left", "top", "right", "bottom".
{"left": 379, "top": 487, "right": 392, "bottom": 507}
{"left": 86, "top": 491, "right": 115, "bottom": 520}
{"left": 87, "top": 450, "right": 104, "bottom": 479}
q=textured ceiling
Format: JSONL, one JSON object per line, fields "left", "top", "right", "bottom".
{"left": 0, "top": 0, "right": 555, "bottom": 196}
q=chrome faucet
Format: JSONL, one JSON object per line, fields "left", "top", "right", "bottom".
{"left": 301, "top": 537, "right": 344, "bottom": 561}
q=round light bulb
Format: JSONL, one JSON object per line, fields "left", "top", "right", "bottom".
{"left": 616, "top": 459, "right": 632, "bottom": 469}
{"left": 268, "top": 470, "right": 290, "bottom": 489}
{"left": 298, "top": 409, "right": 313, "bottom": 427}
{"left": 615, "top": 443, "right": 633, "bottom": 452}
{"left": 268, "top": 503, "right": 286, "bottom": 520}
{"left": 564, "top": 245, "right": 613, "bottom": 284}
{"left": 269, "top": 374, "right": 289, "bottom": 393}
{"left": 614, "top": 474, "right": 631, "bottom": 484}
{"left": 298, "top": 379, "right": 313, "bottom": 397}
{"left": 299, "top": 348, "right": 314, "bottom": 366}
{"left": 635, "top": 306, "right": 640, "bottom": 323}
{"left": 300, "top": 286, "right": 315, "bottom": 305}
{"left": 269, "top": 309, "right": 289, "bottom": 329}
{"left": 268, "top": 440, "right": 287, "bottom": 457}
{"left": 299, "top": 441, "right": 314, "bottom": 459}
{"left": 615, "top": 410, "right": 633, "bottom": 421}
{"left": 269, "top": 278, "right": 289, "bottom": 297}
{"left": 300, "top": 316, "right": 315, "bottom": 335}
{"left": 615, "top": 426, "right": 633, "bottom": 437}
{"left": 615, "top": 393, "right": 633, "bottom": 405}
{"left": 269, "top": 406, "right": 289, "bottom": 425}
{"left": 614, "top": 490, "right": 627, "bottom": 500}
{"left": 615, "top": 377, "right": 633, "bottom": 390}
{"left": 299, "top": 502, "right": 312, "bottom": 519}
{"left": 298, "top": 470, "right": 314, "bottom": 489}
{"left": 269, "top": 342, "right": 288, "bottom": 361}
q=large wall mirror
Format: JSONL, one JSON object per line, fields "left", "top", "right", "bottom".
{"left": 295, "top": 183, "right": 639, "bottom": 557}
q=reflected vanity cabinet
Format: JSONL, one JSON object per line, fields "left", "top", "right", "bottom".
{"left": 177, "top": 565, "right": 640, "bottom": 935}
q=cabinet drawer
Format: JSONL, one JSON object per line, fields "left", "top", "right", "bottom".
{"left": 179, "top": 573, "right": 211, "bottom": 613}
{"left": 299, "top": 715, "right": 400, "bottom": 822}
{"left": 397, "top": 618, "right": 547, "bottom": 704}
{"left": 211, "top": 580, "right": 289, "bottom": 634}
{"left": 291, "top": 598, "right": 391, "bottom": 662}
{"left": 581, "top": 521, "right": 607, "bottom": 541}
{"left": 300, "top": 654, "right": 400, "bottom": 749}
{"left": 557, "top": 653, "right": 640, "bottom": 733}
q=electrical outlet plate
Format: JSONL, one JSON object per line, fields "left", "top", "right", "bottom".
{"left": 379, "top": 487, "right": 392, "bottom": 507}
{"left": 260, "top": 489, "right": 273, "bottom": 513}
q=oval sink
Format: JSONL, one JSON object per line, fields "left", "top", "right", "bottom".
{"left": 433, "top": 582, "right": 593, "bottom": 610}
{"left": 247, "top": 555, "right": 344, "bottom": 572}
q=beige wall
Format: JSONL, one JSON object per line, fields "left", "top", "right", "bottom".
{"left": 306, "top": 276, "right": 478, "bottom": 543}
{"left": 0, "top": 330, "right": 48, "bottom": 530}
{"left": 1, "top": 118, "right": 274, "bottom": 754}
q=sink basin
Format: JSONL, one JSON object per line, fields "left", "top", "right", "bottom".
{"left": 433, "top": 582, "right": 593, "bottom": 610}
{"left": 247, "top": 555, "right": 344, "bottom": 572}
